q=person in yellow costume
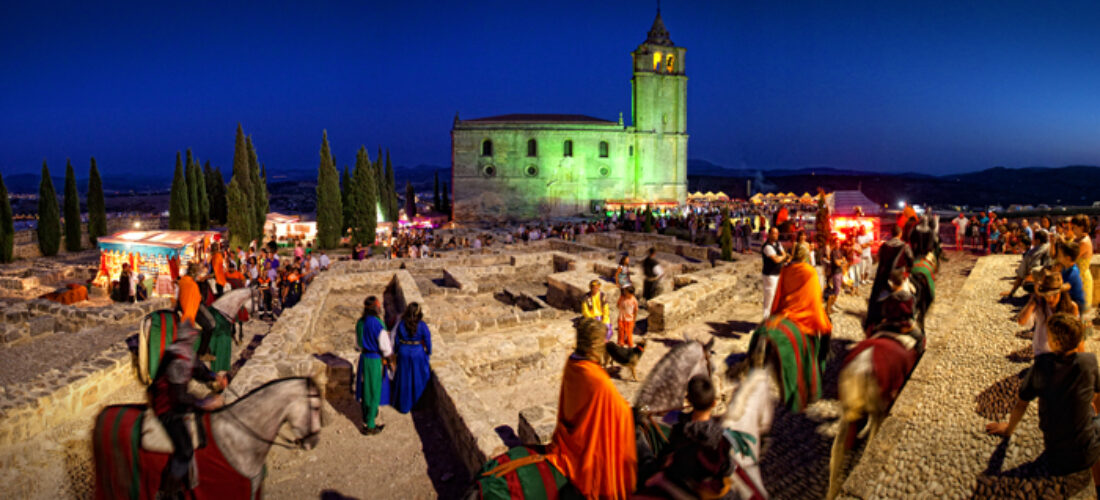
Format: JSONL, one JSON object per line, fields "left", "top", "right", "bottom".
{"left": 581, "top": 279, "right": 613, "bottom": 341}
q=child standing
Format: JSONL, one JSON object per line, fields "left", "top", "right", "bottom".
{"left": 617, "top": 286, "right": 639, "bottom": 347}
{"left": 986, "top": 313, "right": 1100, "bottom": 496}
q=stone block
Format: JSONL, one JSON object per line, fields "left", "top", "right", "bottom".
{"left": 443, "top": 267, "right": 478, "bottom": 294}
{"left": 2, "top": 325, "right": 28, "bottom": 344}
{"left": 518, "top": 405, "right": 556, "bottom": 446}
{"left": 27, "top": 316, "right": 55, "bottom": 337}
{"left": 455, "top": 319, "right": 478, "bottom": 334}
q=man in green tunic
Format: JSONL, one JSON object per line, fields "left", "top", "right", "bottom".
{"left": 355, "top": 296, "right": 392, "bottom": 435}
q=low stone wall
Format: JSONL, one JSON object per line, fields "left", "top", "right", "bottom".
{"left": 0, "top": 332, "right": 132, "bottom": 446}
{"left": 443, "top": 267, "right": 478, "bottom": 294}
{"left": 546, "top": 270, "right": 618, "bottom": 313}
{"left": 647, "top": 270, "right": 740, "bottom": 332}
{"left": 0, "top": 297, "right": 170, "bottom": 346}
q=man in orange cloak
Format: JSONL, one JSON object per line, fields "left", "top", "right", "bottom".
{"left": 176, "top": 263, "right": 202, "bottom": 325}
{"left": 211, "top": 243, "right": 227, "bottom": 295}
{"left": 770, "top": 244, "right": 832, "bottom": 339}
{"left": 545, "top": 317, "right": 637, "bottom": 499}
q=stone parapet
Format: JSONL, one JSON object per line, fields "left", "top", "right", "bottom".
{"left": 547, "top": 270, "right": 618, "bottom": 313}
{"left": 647, "top": 271, "right": 739, "bottom": 332}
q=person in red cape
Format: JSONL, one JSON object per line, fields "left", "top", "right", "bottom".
{"left": 545, "top": 317, "right": 637, "bottom": 499}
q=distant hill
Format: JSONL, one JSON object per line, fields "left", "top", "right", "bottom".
{"left": 4, "top": 173, "right": 169, "bottom": 195}
{"left": 687, "top": 163, "right": 1100, "bottom": 207}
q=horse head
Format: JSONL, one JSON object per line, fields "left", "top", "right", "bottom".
{"left": 724, "top": 368, "right": 778, "bottom": 439}
{"left": 292, "top": 377, "right": 324, "bottom": 450}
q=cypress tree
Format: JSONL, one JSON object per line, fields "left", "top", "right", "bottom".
{"left": 169, "top": 152, "right": 191, "bottom": 230}
{"left": 384, "top": 150, "right": 397, "bottom": 221}
{"left": 195, "top": 156, "right": 209, "bottom": 230}
{"left": 246, "top": 136, "right": 266, "bottom": 243}
{"left": 211, "top": 166, "right": 228, "bottom": 225}
{"left": 315, "top": 131, "right": 343, "bottom": 249}
{"left": 227, "top": 124, "right": 253, "bottom": 249}
{"left": 341, "top": 165, "right": 351, "bottom": 231}
{"left": 63, "top": 159, "right": 81, "bottom": 251}
{"left": 0, "top": 173, "right": 13, "bottom": 263}
{"left": 405, "top": 181, "right": 417, "bottom": 218}
{"left": 37, "top": 161, "right": 61, "bottom": 256}
{"left": 258, "top": 163, "right": 269, "bottom": 236}
{"left": 87, "top": 157, "right": 107, "bottom": 246}
{"left": 186, "top": 149, "right": 200, "bottom": 229}
{"left": 433, "top": 171, "right": 441, "bottom": 212}
{"left": 348, "top": 146, "right": 377, "bottom": 246}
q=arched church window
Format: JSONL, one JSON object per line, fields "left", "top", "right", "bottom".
{"left": 482, "top": 140, "right": 493, "bottom": 157}
{"left": 527, "top": 139, "right": 537, "bottom": 157}
{"left": 599, "top": 141, "right": 609, "bottom": 158}
{"left": 666, "top": 54, "right": 675, "bottom": 72}
{"left": 563, "top": 140, "right": 573, "bottom": 157}
{"left": 652, "top": 52, "right": 662, "bottom": 71}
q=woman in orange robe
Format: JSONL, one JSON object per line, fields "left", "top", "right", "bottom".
{"left": 545, "top": 318, "right": 637, "bottom": 499}
{"left": 770, "top": 244, "right": 832, "bottom": 337}
{"left": 176, "top": 263, "right": 202, "bottom": 325}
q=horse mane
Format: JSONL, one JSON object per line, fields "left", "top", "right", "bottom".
{"left": 218, "top": 376, "right": 317, "bottom": 412}
{"left": 724, "top": 369, "right": 770, "bottom": 424}
{"left": 634, "top": 341, "right": 704, "bottom": 412}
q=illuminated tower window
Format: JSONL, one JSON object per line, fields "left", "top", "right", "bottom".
{"left": 527, "top": 139, "right": 537, "bottom": 157}
{"left": 652, "top": 52, "right": 662, "bottom": 71}
{"left": 481, "top": 139, "right": 493, "bottom": 157}
{"left": 599, "top": 141, "right": 609, "bottom": 158}
{"left": 563, "top": 140, "right": 573, "bottom": 157}
{"left": 665, "top": 54, "right": 675, "bottom": 72}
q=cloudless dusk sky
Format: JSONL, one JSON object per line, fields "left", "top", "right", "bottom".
{"left": 2, "top": 0, "right": 1100, "bottom": 178}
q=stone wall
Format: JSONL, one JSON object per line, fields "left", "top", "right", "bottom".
{"left": 443, "top": 267, "right": 478, "bottom": 294}
{"left": 0, "top": 331, "right": 133, "bottom": 446}
{"left": 0, "top": 297, "right": 170, "bottom": 346}
{"left": 646, "top": 268, "right": 740, "bottom": 332}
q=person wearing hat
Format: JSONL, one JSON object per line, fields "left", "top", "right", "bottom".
{"left": 874, "top": 268, "right": 925, "bottom": 353}
{"left": 149, "top": 323, "right": 226, "bottom": 497}
{"left": 1018, "top": 267, "right": 1080, "bottom": 356}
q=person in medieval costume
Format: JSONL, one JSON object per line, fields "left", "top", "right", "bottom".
{"left": 865, "top": 224, "right": 914, "bottom": 331}
{"left": 582, "top": 279, "right": 613, "bottom": 341}
{"left": 391, "top": 302, "right": 433, "bottom": 414}
{"left": 149, "top": 323, "right": 226, "bottom": 497}
{"left": 355, "top": 295, "right": 392, "bottom": 435}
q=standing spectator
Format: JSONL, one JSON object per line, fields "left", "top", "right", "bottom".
{"left": 761, "top": 227, "right": 789, "bottom": 320}
{"left": 857, "top": 225, "right": 874, "bottom": 285}
{"left": 1071, "top": 214, "right": 1094, "bottom": 312}
{"left": 617, "top": 286, "right": 639, "bottom": 347}
{"left": 355, "top": 296, "right": 392, "bottom": 435}
{"left": 952, "top": 213, "right": 969, "bottom": 251}
{"left": 391, "top": 303, "right": 432, "bottom": 414}
{"left": 614, "top": 255, "right": 633, "bottom": 290}
{"left": 643, "top": 247, "right": 665, "bottom": 301}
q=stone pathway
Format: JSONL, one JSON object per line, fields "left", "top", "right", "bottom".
{"left": 840, "top": 254, "right": 1096, "bottom": 499}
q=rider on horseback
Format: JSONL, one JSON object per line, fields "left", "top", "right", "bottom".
{"left": 150, "top": 322, "right": 227, "bottom": 497}
{"left": 177, "top": 262, "right": 219, "bottom": 362}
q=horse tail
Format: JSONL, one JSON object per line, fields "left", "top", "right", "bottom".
{"left": 93, "top": 405, "right": 146, "bottom": 500}
{"left": 829, "top": 348, "right": 878, "bottom": 500}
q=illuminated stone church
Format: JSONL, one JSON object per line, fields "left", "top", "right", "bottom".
{"left": 451, "top": 11, "right": 688, "bottom": 220}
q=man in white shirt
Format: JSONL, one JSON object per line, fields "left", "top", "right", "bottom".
{"left": 318, "top": 250, "right": 331, "bottom": 270}
{"left": 952, "top": 213, "right": 969, "bottom": 252}
{"left": 857, "top": 226, "right": 874, "bottom": 285}
{"left": 761, "top": 227, "right": 790, "bottom": 320}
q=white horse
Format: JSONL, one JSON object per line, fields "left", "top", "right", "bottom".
{"left": 93, "top": 377, "right": 322, "bottom": 499}
{"left": 722, "top": 368, "right": 778, "bottom": 499}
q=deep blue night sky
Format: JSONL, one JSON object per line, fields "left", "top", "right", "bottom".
{"left": 3, "top": 0, "right": 1100, "bottom": 178}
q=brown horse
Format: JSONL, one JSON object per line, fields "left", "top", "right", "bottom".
{"left": 93, "top": 377, "right": 321, "bottom": 499}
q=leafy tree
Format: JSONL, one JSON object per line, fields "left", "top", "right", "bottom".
{"left": 63, "top": 159, "right": 82, "bottom": 251}
{"left": 194, "top": 156, "right": 209, "bottom": 230}
{"left": 0, "top": 173, "right": 13, "bottom": 263}
{"left": 315, "top": 130, "right": 343, "bottom": 249}
{"left": 405, "top": 181, "right": 417, "bottom": 218}
{"left": 86, "top": 157, "right": 107, "bottom": 246}
{"left": 37, "top": 161, "right": 61, "bottom": 256}
{"left": 246, "top": 136, "right": 266, "bottom": 243}
{"left": 433, "top": 171, "right": 441, "bottom": 212}
{"left": 186, "top": 149, "right": 200, "bottom": 229}
{"left": 227, "top": 124, "right": 254, "bottom": 249}
{"left": 347, "top": 146, "right": 377, "bottom": 246}
{"left": 719, "top": 208, "right": 733, "bottom": 261}
{"left": 169, "top": 152, "right": 191, "bottom": 230}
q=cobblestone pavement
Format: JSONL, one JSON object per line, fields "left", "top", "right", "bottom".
{"left": 839, "top": 254, "right": 1097, "bottom": 499}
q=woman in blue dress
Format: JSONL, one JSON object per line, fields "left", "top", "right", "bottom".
{"left": 392, "top": 302, "right": 432, "bottom": 413}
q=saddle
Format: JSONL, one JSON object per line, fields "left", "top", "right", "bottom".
{"left": 140, "top": 409, "right": 206, "bottom": 454}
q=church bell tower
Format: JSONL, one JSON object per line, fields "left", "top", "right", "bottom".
{"left": 631, "top": 9, "right": 688, "bottom": 202}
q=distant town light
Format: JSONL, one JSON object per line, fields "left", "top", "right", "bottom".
{"left": 897, "top": 201, "right": 906, "bottom": 209}
{"left": 133, "top": 221, "right": 141, "bottom": 229}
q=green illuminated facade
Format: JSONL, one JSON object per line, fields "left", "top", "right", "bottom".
{"left": 451, "top": 11, "right": 688, "bottom": 220}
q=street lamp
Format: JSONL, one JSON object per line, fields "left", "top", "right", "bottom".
{"left": 897, "top": 201, "right": 906, "bottom": 209}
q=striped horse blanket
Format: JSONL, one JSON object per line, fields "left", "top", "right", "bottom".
{"left": 911, "top": 258, "right": 936, "bottom": 301}
{"left": 93, "top": 405, "right": 259, "bottom": 500}
{"left": 749, "top": 316, "right": 827, "bottom": 413}
{"left": 140, "top": 309, "right": 234, "bottom": 384}
{"left": 474, "top": 447, "right": 572, "bottom": 500}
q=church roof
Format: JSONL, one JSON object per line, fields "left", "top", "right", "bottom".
{"left": 644, "top": 11, "right": 674, "bottom": 47}
{"left": 464, "top": 113, "right": 617, "bottom": 124}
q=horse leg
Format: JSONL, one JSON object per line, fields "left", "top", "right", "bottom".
{"left": 866, "top": 410, "right": 884, "bottom": 442}
{"left": 827, "top": 416, "right": 850, "bottom": 500}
